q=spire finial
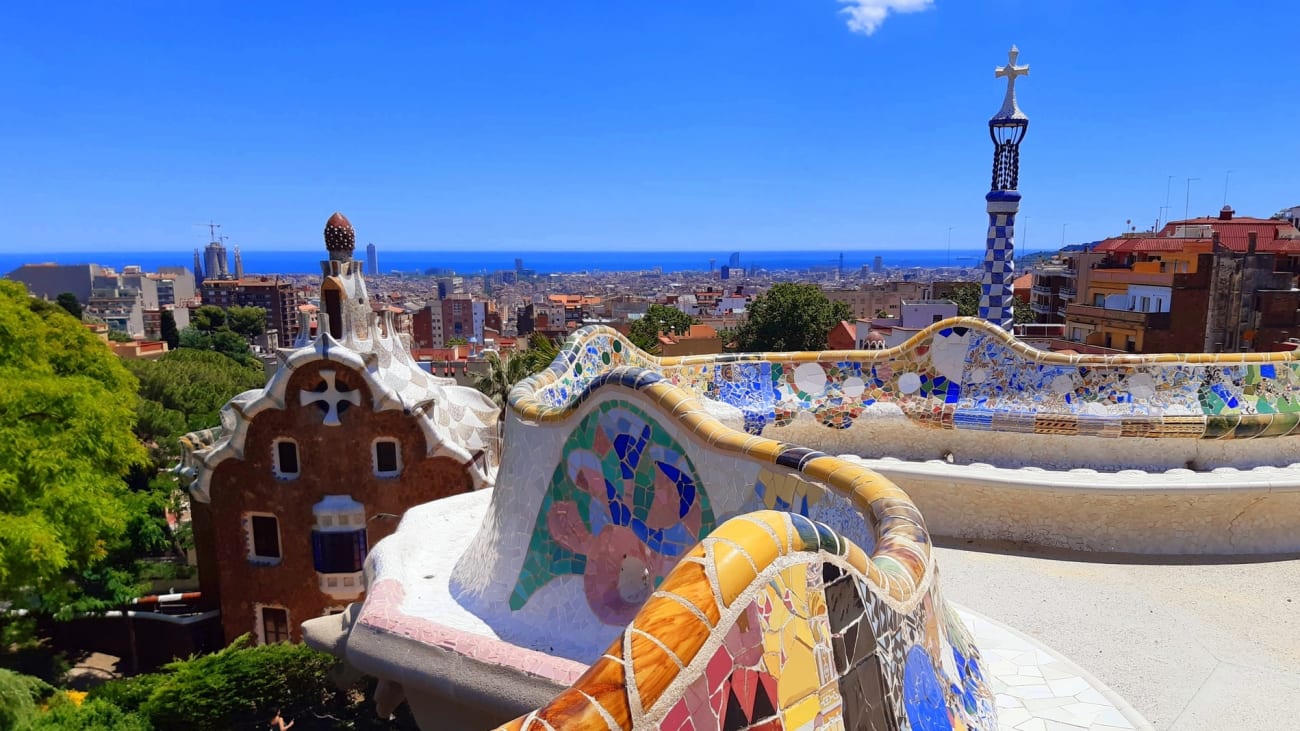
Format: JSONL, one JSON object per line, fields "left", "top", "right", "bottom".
{"left": 992, "top": 45, "right": 1030, "bottom": 121}
{"left": 324, "top": 212, "right": 356, "bottom": 261}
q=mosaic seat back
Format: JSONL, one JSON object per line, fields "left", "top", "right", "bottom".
{"left": 445, "top": 322, "right": 1024, "bottom": 729}
{"left": 453, "top": 320, "right": 1300, "bottom": 729}
{"left": 524, "top": 319, "right": 1300, "bottom": 440}
{"left": 493, "top": 512, "right": 995, "bottom": 731}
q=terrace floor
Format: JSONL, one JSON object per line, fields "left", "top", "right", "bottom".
{"left": 935, "top": 541, "right": 1300, "bottom": 730}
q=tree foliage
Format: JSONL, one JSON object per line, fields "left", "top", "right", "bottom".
{"left": 23, "top": 697, "right": 152, "bottom": 731}
{"left": 55, "top": 293, "right": 82, "bottom": 320}
{"left": 446, "top": 336, "right": 468, "bottom": 347}
{"left": 225, "top": 305, "right": 267, "bottom": 337}
{"left": 0, "top": 667, "right": 53, "bottom": 729}
{"left": 733, "top": 283, "right": 853, "bottom": 352}
{"left": 517, "top": 332, "right": 560, "bottom": 374}
{"left": 126, "top": 349, "right": 266, "bottom": 450}
{"left": 0, "top": 280, "right": 147, "bottom": 618}
{"left": 175, "top": 327, "right": 257, "bottom": 367}
{"left": 473, "top": 351, "right": 531, "bottom": 418}
{"left": 950, "top": 283, "right": 1034, "bottom": 324}
{"left": 159, "top": 310, "right": 179, "bottom": 350}
{"left": 189, "top": 306, "right": 226, "bottom": 333}
{"left": 628, "top": 304, "right": 695, "bottom": 352}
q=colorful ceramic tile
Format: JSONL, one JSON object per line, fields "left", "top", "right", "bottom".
{"left": 511, "top": 400, "right": 717, "bottom": 625}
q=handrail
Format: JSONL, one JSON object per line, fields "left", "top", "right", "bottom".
{"left": 491, "top": 511, "right": 940, "bottom": 730}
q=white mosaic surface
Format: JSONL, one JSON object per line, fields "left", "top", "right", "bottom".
{"left": 956, "top": 607, "right": 1152, "bottom": 731}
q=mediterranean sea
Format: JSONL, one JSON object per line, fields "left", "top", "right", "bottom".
{"left": 1, "top": 248, "right": 993, "bottom": 277}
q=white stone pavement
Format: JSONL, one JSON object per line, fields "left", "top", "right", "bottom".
{"left": 938, "top": 542, "right": 1300, "bottom": 730}
{"left": 957, "top": 606, "right": 1151, "bottom": 731}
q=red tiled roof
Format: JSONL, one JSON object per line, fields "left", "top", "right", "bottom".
{"left": 1092, "top": 236, "right": 1208, "bottom": 253}
{"left": 1156, "top": 218, "right": 1300, "bottom": 252}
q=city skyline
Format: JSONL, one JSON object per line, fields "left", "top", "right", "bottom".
{"left": 2, "top": 1, "right": 1296, "bottom": 253}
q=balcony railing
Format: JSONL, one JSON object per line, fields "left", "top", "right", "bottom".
{"left": 1059, "top": 286, "right": 1077, "bottom": 299}
{"left": 1030, "top": 285, "right": 1054, "bottom": 297}
{"left": 1030, "top": 301, "right": 1052, "bottom": 314}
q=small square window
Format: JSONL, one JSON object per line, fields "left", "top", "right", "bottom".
{"left": 373, "top": 439, "right": 401, "bottom": 477}
{"left": 260, "top": 606, "right": 290, "bottom": 644}
{"left": 274, "top": 439, "right": 299, "bottom": 479}
{"left": 249, "top": 514, "right": 282, "bottom": 562}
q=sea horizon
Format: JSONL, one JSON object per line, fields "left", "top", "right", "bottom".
{"left": 1, "top": 247, "right": 1024, "bottom": 277}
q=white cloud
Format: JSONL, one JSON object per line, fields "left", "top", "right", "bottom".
{"left": 837, "top": 0, "right": 934, "bottom": 35}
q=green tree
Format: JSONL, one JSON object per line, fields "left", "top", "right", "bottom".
{"left": 225, "top": 305, "right": 267, "bottom": 337}
{"left": 950, "top": 283, "right": 1034, "bottom": 324}
{"left": 628, "top": 304, "right": 695, "bottom": 352}
{"left": 107, "top": 330, "right": 135, "bottom": 343}
{"left": 517, "top": 332, "right": 560, "bottom": 374}
{"left": 55, "top": 292, "right": 82, "bottom": 320}
{"left": 126, "top": 349, "right": 266, "bottom": 443}
{"left": 208, "top": 329, "right": 258, "bottom": 367}
{"left": 733, "top": 283, "right": 853, "bottom": 352}
{"left": 175, "top": 327, "right": 257, "bottom": 368}
{"left": 715, "top": 326, "right": 739, "bottom": 352}
{"left": 473, "top": 351, "right": 531, "bottom": 418}
{"left": 951, "top": 283, "right": 980, "bottom": 317}
{"left": 159, "top": 309, "right": 179, "bottom": 349}
{"left": 190, "top": 305, "right": 226, "bottom": 333}
{"left": 446, "top": 336, "right": 469, "bottom": 347}
{"left": 0, "top": 280, "right": 148, "bottom": 618}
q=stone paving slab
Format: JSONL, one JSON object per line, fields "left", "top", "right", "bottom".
{"left": 956, "top": 605, "right": 1152, "bottom": 731}
{"left": 937, "top": 542, "right": 1300, "bottom": 730}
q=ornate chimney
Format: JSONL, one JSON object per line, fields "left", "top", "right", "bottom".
{"left": 324, "top": 212, "right": 356, "bottom": 262}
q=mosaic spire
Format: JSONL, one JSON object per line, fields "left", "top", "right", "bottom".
{"left": 979, "top": 46, "right": 1030, "bottom": 331}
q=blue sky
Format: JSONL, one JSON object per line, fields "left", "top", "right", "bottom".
{"left": 1, "top": 1, "right": 1295, "bottom": 253}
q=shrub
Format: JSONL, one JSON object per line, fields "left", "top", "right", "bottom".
{"left": 22, "top": 697, "right": 151, "bottom": 731}
{"left": 87, "top": 673, "right": 163, "bottom": 714}
{"left": 0, "top": 668, "right": 53, "bottom": 729}
{"left": 140, "top": 635, "right": 349, "bottom": 730}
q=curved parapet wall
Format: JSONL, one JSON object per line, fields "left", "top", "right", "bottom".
{"left": 493, "top": 511, "right": 994, "bottom": 731}
{"left": 448, "top": 323, "right": 1001, "bottom": 728}
{"left": 520, "top": 319, "right": 1300, "bottom": 443}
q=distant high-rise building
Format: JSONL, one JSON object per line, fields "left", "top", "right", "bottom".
{"left": 366, "top": 242, "right": 378, "bottom": 275}
{"left": 728, "top": 252, "right": 741, "bottom": 268}
{"left": 233, "top": 247, "right": 244, "bottom": 280}
{"left": 194, "top": 249, "right": 205, "bottom": 284}
{"left": 514, "top": 258, "right": 524, "bottom": 274}
{"left": 720, "top": 266, "right": 730, "bottom": 281}
{"left": 873, "top": 255, "right": 883, "bottom": 274}
{"left": 709, "top": 258, "right": 716, "bottom": 273}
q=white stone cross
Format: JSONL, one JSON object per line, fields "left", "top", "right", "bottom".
{"left": 300, "top": 369, "right": 360, "bottom": 426}
{"left": 993, "top": 45, "right": 1029, "bottom": 120}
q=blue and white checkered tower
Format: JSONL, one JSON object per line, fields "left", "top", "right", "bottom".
{"left": 979, "top": 46, "right": 1030, "bottom": 330}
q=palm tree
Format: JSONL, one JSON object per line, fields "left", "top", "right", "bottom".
{"left": 473, "top": 351, "right": 531, "bottom": 418}
{"left": 518, "top": 332, "right": 561, "bottom": 374}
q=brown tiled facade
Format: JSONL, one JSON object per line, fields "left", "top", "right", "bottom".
{"left": 194, "top": 358, "right": 474, "bottom": 644}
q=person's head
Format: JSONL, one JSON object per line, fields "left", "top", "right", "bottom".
{"left": 271, "top": 707, "right": 282, "bottom": 718}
